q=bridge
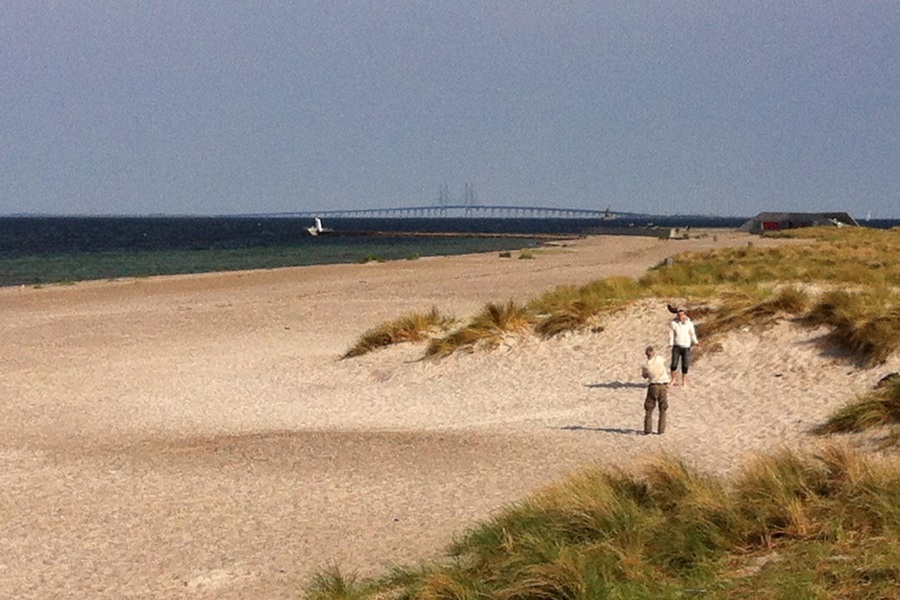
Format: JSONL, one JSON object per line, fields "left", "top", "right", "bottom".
{"left": 270, "top": 205, "right": 628, "bottom": 220}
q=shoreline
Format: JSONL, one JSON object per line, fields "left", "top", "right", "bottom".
{"left": 0, "top": 227, "right": 735, "bottom": 289}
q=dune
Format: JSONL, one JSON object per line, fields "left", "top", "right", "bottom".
{"left": 3, "top": 231, "right": 897, "bottom": 599}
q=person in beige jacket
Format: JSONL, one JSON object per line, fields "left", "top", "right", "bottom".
{"left": 640, "top": 346, "right": 671, "bottom": 435}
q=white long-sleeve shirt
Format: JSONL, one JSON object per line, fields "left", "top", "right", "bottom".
{"left": 669, "top": 317, "right": 698, "bottom": 348}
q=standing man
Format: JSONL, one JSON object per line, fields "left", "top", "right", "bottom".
{"left": 641, "top": 346, "right": 670, "bottom": 435}
{"left": 669, "top": 308, "right": 699, "bottom": 386}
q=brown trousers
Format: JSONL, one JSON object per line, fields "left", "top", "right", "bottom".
{"left": 644, "top": 383, "right": 668, "bottom": 434}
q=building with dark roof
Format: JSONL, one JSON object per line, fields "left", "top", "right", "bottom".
{"left": 738, "top": 212, "right": 859, "bottom": 234}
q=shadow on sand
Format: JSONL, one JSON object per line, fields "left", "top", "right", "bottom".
{"left": 556, "top": 425, "right": 644, "bottom": 435}
{"left": 584, "top": 381, "right": 646, "bottom": 390}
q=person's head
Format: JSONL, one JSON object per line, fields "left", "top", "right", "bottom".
{"left": 645, "top": 345, "right": 655, "bottom": 358}
{"left": 676, "top": 309, "right": 687, "bottom": 322}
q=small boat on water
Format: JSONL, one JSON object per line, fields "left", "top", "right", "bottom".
{"left": 306, "top": 217, "right": 335, "bottom": 236}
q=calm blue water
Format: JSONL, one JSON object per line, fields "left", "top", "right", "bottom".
{"left": 1, "top": 215, "right": 896, "bottom": 287}
{"left": 0, "top": 215, "right": 753, "bottom": 256}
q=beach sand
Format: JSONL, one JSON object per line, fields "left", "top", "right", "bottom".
{"left": 3, "top": 231, "right": 897, "bottom": 599}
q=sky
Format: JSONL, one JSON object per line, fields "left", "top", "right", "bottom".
{"left": 2, "top": 1, "right": 899, "bottom": 218}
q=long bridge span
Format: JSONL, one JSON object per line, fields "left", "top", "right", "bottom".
{"left": 270, "top": 205, "right": 628, "bottom": 219}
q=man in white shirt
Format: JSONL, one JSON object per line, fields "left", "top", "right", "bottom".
{"left": 640, "top": 346, "right": 670, "bottom": 434}
{"left": 669, "top": 309, "right": 700, "bottom": 386}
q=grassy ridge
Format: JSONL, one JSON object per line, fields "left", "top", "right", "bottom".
{"left": 344, "top": 227, "right": 900, "bottom": 366}
{"left": 343, "top": 308, "right": 456, "bottom": 358}
{"left": 305, "top": 447, "right": 900, "bottom": 600}
{"left": 321, "top": 227, "right": 900, "bottom": 599}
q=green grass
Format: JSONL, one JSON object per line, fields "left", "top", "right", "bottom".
{"left": 302, "top": 447, "right": 900, "bottom": 599}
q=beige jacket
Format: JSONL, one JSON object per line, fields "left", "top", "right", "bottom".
{"left": 642, "top": 355, "right": 670, "bottom": 384}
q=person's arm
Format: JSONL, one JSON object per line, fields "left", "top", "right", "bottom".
{"left": 668, "top": 321, "right": 675, "bottom": 346}
{"left": 690, "top": 322, "right": 699, "bottom": 345}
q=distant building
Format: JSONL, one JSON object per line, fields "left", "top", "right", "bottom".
{"left": 738, "top": 211, "right": 859, "bottom": 234}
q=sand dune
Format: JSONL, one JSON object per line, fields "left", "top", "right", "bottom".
{"left": 3, "top": 231, "right": 897, "bottom": 599}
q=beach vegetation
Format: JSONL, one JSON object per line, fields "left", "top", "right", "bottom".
{"left": 425, "top": 301, "right": 533, "bottom": 358}
{"left": 533, "top": 309, "right": 592, "bottom": 339}
{"left": 303, "top": 566, "right": 370, "bottom": 600}
{"left": 803, "top": 291, "right": 900, "bottom": 366}
{"left": 366, "top": 227, "right": 900, "bottom": 359}
{"left": 518, "top": 250, "right": 535, "bottom": 260}
{"left": 529, "top": 277, "right": 643, "bottom": 339}
{"left": 530, "top": 276, "right": 643, "bottom": 315}
{"left": 691, "top": 286, "right": 810, "bottom": 344}
{"left": 499, "top": 251, "right": 512, "bottom": 258}
{"left": 813, "top": 378, "right": 900, "bottom": 445}
{"left": 303, "top": 446, "right": 900, "bottom": 599}
{"left": 342, "top": 307, "right": 455, "bottom": 358}
{"left": 634, "top": 229, "right": 900, "bottom": 367}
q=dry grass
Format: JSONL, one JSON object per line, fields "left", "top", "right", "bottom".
{"left": 345, "top": 227, "right": 900, "bottom": 366}
{"left": 813, "top": 379, "right": 900, "bottom": 439}
{"left": 804, "top": 291, "right": 900, "bottom": 366}
{"left": 425, "top": 300, "right": 533, "bottom": 358}
{"left": 305, "top": 447, "right": 900, "bottom": 599}
{"left": 342, "top": 307, "right": 455, "bottom": 358}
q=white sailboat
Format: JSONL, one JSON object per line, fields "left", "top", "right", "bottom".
{"left": 306, "top": 217, "right": 334, "bottom": 236}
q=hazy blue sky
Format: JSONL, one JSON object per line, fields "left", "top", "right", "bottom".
{"left": 2, "top": 1, "right": 899, "bottom": 217}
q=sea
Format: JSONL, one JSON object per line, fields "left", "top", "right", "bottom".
{"left": 1, "top": 215, "right": 897, "bottom": 287}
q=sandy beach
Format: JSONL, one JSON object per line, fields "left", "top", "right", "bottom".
{"left": 3, "top": 231, "right": 898, "bottom": 599}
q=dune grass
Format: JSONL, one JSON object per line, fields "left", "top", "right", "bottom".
{"left": 635, "top": 228, "right": 900, "bottom": 365}
{"left": 813, "top": 379, "right": 900, "bottom": 443}
{"left": 426, "top": 227, "right": 900, "bottom": 359}
{"left": 303, "top": 447, "right": 900, "bottom": 600}
{"left": 425, "top": 301, "right": 533, "bottom": 358}
{"left": 343, "top": 227, "right": 900, "bottom": 364}
{"left": 803, "top": 291, "right": 900, "bottom": 366}
{"left": 342, "top": 307, "right": 455, "bottom": 358}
